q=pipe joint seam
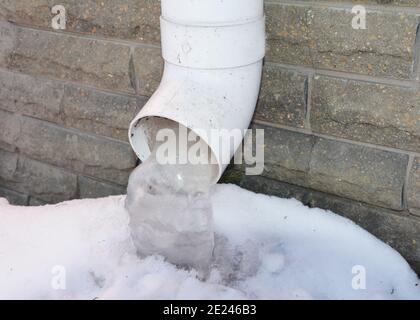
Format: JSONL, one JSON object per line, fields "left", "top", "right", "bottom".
{"left": 161, "top": 16, "right": 266, "bottom": 69}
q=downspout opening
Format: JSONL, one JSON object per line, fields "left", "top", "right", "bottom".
{"left": 129, "top": 116, "right": 220, "bottom": 184}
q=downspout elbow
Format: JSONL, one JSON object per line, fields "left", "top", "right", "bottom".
{"left": 128, "top": 0, "right": 266, "bottom": 183}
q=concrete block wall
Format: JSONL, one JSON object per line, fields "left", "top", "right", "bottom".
{"left": 0, "top": 1, "right": 420, "bottom": 270}
{"left": 0, "top": 0, "right": 163, "bottom": 205}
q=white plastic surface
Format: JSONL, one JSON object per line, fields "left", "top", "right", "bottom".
{"left": 128, "top": 0, "right": 265, "bottom": 183}
{"left": 161, "top": 17, "right": 265, "bottom": 69}
{"left": 161, "top": 0, "right": 264, "bottom": 25}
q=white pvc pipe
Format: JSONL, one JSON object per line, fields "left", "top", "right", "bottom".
{"left": 128, "top": 0, "right": 265, "bottom": 184}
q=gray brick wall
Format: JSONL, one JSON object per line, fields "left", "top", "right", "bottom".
{"left": 0, "top": 0, "right": 420, "bottom": 272}
{"left": 0, "top": 0, "right": 161, "bottom": 205}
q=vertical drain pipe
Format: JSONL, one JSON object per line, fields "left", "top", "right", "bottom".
{"left": 128, "top": 0, "right": 265, "bottom": 183}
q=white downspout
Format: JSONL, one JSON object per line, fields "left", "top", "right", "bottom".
{"left": 128, "top": 0, "right": 265, "bottom": 183}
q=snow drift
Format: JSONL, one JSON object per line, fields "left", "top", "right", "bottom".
{"left": 0, "top": 184, "right": 419, "bottom": 300}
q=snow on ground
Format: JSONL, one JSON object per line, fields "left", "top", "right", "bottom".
{"left": 0, "top": 184, "right": 419, "bottom": 300}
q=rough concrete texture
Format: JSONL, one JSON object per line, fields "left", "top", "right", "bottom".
{"left": 0, "top": 109, "right": 20, "bottom": 151}
{"left": 255, "top": 65, "right": 308, "bottom": 128}
{"left": 257, "top": 124, "right": 408, "bottom": 210}
{"left": 311, "top": 75, "right": 420, "bottom": 153}
{"left": 408, "top": 158, "right": 420, "bottom": 214}
{"left": 61, "top": 85, "right": 145, "bottom": 141}
{"left": 266, "top": 3, "right": 420, "bottom": 79}
{"left": 0, "top": 186, "right": 28, "bottom": 206}
{"left": 0, "top": 70, "right": 63, "bottom": 122}
{"left": 79, "top": 176, "right": 126, "bottom": 199}
{"left": 132, "top": 46, "right": 164, "bottom": 96}
{"left": 0, "top": 0, "right": 161, "bottom": 44}
{"left": 259, "top": 125, "right": 316, "bottom": 186}
{"left": 295, "top": 0, "right": 420, "bottom": 7}
{"left": 309, "top": 137, "right": 408, "bottom": 210}
{"left": 0, "top": 149, "right": 77, "bottom": 203}
{"left": 1, "top": 24, "right": 134, "bottom": 93}
{"left": 0, "top": 115, "right": 137, "bottom": 185}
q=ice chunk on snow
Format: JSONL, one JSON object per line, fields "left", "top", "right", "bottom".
{"left": 125, "top": 123, "right": 217, "bottom": 274}
{"left": 0, "top": 184, "right": 419, "bottom": 300}
{"left": 126, "top": 160, "right": 214, "bottom": 274}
